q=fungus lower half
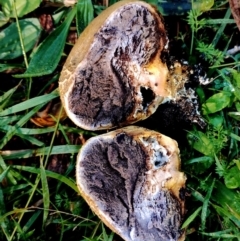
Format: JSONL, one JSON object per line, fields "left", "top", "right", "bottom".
{"left": 76, "top": 126, "right": 186, "bottom": 241}
{"left": 59, "top": 1, "right": 187, "bottom": 240}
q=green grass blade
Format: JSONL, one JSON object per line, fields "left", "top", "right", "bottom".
{"left": 213, "top": 180, "right": 240, "bottom": 217}
{"left": 0, "top": 155, "right": 16, "bottom": 185}
{"left": 190, "top": 188, "right": 205, "bottom": 202}
{"left": 201, "top": 230, "right": 239, "bottom": 238}
{"left": 0, "top": 208, "right": 33, "bottom": 223}
{"left": 0, "top": 105, "right": 41, "bottom": 149}
{"left": 201, "top": 178, "right": 215, "bottom": 231}
{"left": 76, "top": 0, "right": 94, "bottom": 35}
{"left": 0, "top": 124, "right": 95, "bottom": 135}
{"left": 0, "top": 83, "right": 21, "bottom": 105}
{"left": 212, "top": 8, "right": 231, "bottom": 47}
{"left": 40, "top": 158, "right": 50, "bottom": 226}
{"left": 213, "top": 204, "right": 240, "bottom": 227}
{"left": 22, "top": 210, "right": 41, "bottom": 233}
{"left": 181, "top": 206, "right": 202, "bottom": 229}
{"left": 13, "top": 165, "right": 78, "bottom": 192}
{"left": 0, "top": 63, "right": 24, "bottom": 72}
{"left": 0, "top": 115, "right": 22, "bottom": 126}
{"left": 0, "top": 185, "right": 11, "bottom": 241}
{"left": 0, "top": 82, "right": 20, "bottom": 109}
{"left": 0, "top": 121, "right": 46, "bottom": 146}
{"left": 0, "top": 92, "right": 59, "bottom": 116}
{"left": 101, "top": 223, "right": 114, "bottom": 241}
{"left": 18, "top": 134, "right": 45, "bottom": 147}
{"left": 2, "top": 183, "right": 30, "bottom": 194}
{"left": 1, "top": 145, "right": 80, "bottom": 160}
{"left": 230, "top": 132, "right": 240, "bottom": 142}
{"left": 0, "top": 166, "right": 10, "bottom": 182}
{"left": 185, "top": 156, "right": 214, "bottom": 165}
{"left": 0, "top": 90, "right": 58, "bottom": 149}
{"left": 205, "top": 19, "right": 236, "bottom": 24}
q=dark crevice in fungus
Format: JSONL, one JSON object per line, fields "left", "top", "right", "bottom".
{"left": 140, "top": 87, "right": 155, "bottom": 109}
{"left": 154, "top": 151, "right": 168, "bottom": 168}
{"left": 179, "top": 187, "right": 187, "bottom": 201}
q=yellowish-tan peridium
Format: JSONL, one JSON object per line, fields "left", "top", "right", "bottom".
{"left": 59, "top": 0, "right": 170, "bottom": 130}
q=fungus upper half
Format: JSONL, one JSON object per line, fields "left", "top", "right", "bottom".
{"left": 59, "top": 0, "right": 170, "bottom": 130}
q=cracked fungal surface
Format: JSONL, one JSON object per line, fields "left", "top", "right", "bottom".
{"left": 76, "top": 126, "right": 186, "bottom": 241}
{"left": 59, "top": 0, "right": 169, "bottom": 130}
{"left": 166, "top": 59, "right": 206, "bottom": 128}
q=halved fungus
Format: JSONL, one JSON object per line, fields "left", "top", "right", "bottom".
{"left": 59, "top": 0, "right": 169, "bottom": 130}
{"left": 76, "top": 126, "right": 186, "bottom": 241}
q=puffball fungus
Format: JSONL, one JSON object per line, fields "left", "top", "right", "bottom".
{"left": 59, "top": 0, "right": 169, "bottom": 130}
{"left": 76, "top": 126, "right": 186, "bottom": 241}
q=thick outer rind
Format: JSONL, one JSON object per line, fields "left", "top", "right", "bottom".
{"left": 59, "top": 0, "right": 169, "bottom": 130}
{"left": 76, "top": 126, "right": 186, "bottom": 241}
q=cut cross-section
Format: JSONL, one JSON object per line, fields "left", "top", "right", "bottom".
{"left": 59, "top": 0, "right": 169, "bottom": 130}
{"left": 76, "top": 126, "right": 186, "bottom": 241}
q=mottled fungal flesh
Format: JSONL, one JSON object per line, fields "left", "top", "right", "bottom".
{"left": 76, "top": 126, "right": 186, "bottom": 241}
{"left": 59, "top": 0, "right": 169, "bottom": 130}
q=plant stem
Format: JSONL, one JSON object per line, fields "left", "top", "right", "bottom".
{"left": 9, "top": 175, "right": 41, "bottom": 240}
{"left": 13, "top": 0, "right": 32, "bottom": 99}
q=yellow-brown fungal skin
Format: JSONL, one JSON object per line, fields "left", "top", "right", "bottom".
{"left": 59, "top": 0, "right": 169, "bottom": 130}
{"left": 76, "top": 126, "right": 186, "bottom": 241}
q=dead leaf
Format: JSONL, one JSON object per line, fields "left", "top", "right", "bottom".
{"left": 30, "top": 102, "right": 67, "bottom": 127}
{"left": 39, "top": 13, "right": 54, "bottom": 33}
